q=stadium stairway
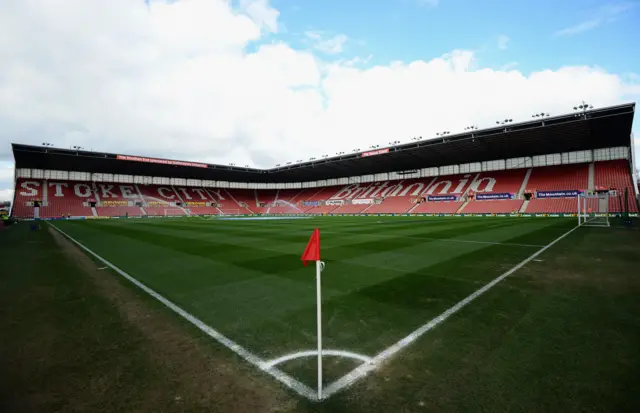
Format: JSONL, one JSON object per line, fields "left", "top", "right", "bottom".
{"left": 225, "top": 189, "right": 255, "bottom": 214}
{"left": 407, "top": 202, "right": 420, "bottom": 214}
{"left": 518, "top": 168, "right": 532, "bottom": 197}
{"left": 171, "top": 185, "right": 187, "bottom": 205}
{"left": 588, "top": 163, "right": 595, "bottom": 191}
{"left": 456, "top": 199, "right": 471, "bottom": 213}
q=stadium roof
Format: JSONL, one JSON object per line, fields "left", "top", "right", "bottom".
{"left": 12, "top": 102, "right": 635, "bottom": 183}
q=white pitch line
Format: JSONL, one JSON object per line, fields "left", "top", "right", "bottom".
{"left": 423, "top": 237, "right": 543, "bottom": 248}
{"left": 47, "top": 222, "right": 318, "bottom": 401}
{"left": 322, "top": 224, "right": 580, "bottom": 399}
{"left": 263, "top": 349, "right": 373, "bottom": 369}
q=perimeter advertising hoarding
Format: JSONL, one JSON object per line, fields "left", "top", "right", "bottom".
{"left": 476, "top": 192, "right": 513, "bottom": 200}
{"left": 116, "top": 155, "right": 208, "bottom": 169}
{"left": 352, "top": 199, "right": 374, "bottom": 205}
{"left": 326, "top": 200, "right": 344, "bottom": 205}
{"left": 427, "top": 195, "right": 458, "bottom": 202}
{"left": 361, "top": 148, "right": 390, "bottom": 157}
{"left": 536, "top": 190, "right": 582, "bottom": 198}
{"left": 302, "top": 201, "right": 320, "bottom": 206}
{"left": 102, "top": 200, "right": 128, "bottom": 206}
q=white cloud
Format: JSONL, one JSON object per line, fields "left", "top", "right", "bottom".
{"left": 500, "top": 61, "right": 519, "bottom": 71}
{"left": 0, "top": 162, "right": 14, "bottom": 201}
{"left": 0, "top": 189, "right": 14, "bottom": 203}
{"left": 305, "top": 31, "right": 348, "bottom": 54}
{"left": 340, "top": 54, "right": 374, "bottom": 67}
{"left": 497, "top": 35, "right": 509, "bottom": 50}
{"left": 554, "top": 2, "right": 636, "bottom": 36}
{"left": 0, "top": 0, "right": 638, "bottom": 198}
{"left": 554, "top": 19, "right": 601, "bottom": 36}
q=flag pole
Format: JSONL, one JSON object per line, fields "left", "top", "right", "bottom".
{"left": 316, "top": 259, "right": 323, "bottom": 400}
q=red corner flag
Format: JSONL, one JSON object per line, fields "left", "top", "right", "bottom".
{"left": 301, "top": 228, "right": 320, "bottom": 266}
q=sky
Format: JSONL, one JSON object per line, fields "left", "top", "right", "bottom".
{"left": 1, "top": 0, "right": 639, "bottom": 201}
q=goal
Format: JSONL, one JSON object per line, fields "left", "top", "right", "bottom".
{"left": 218, "top": 209, "right": 241, "bottom": 216}
{"left": 163, "top": 208, "right": 186, "bottom": 217}
{"left": 578, "top": 192, "right": 610, "bottom": 227}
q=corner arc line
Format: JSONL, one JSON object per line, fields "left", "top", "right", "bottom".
{"left": 263, "top": 350, "right": 373, "bottom": 369}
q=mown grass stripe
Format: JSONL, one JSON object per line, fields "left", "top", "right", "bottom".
{"left": 322, "top": 224, "right": 580, "bottom": 398}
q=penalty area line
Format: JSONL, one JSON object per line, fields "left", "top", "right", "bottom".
{"left": 322, "top": 224, "right": 581, "bottom": 399}
{"left": 47, "top": 222, "right": 318, "bottom": 402}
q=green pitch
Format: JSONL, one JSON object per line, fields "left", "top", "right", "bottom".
{"left": 48, "top": 217, "right": 580, "bottom": 390}
{"left": 3, "top": 215, "right": 640, "bottom": 412}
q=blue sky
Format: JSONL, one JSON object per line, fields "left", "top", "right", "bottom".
{"left": 0, "top": 0, "right": 639, "bottom": 201}
{"left": 268, "top": 0, "right": 639, "bottom": 75}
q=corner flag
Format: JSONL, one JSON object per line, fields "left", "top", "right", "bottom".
{"left": 301, "top": 228, "right": 320, "bottom": 266}
{"left": 301, "top": 228, "right": 325, "bottom": 400}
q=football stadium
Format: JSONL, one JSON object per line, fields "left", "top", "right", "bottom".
{"left": 2, "top": 102, "right": 639, "bottom": 412}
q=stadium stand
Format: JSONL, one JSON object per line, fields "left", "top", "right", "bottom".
{"left": 474, "top": 169, "right": 528, "bottom": 193}
{"left": 223, "top": 189, "right": 255, "bottom": 214}
{"left": 302, "top": 187, "right": 343, "bottom": 214}
{"left": 8, "top": 103, "right": 639, "bottom": 219}
{"left": 43, "top": 181, "right": 95, "bottom": 217}
{"left": 525, "top": 163, "right": 589, "bottom": 192}
{"left": 365, "top": 196, "right": 414, "bottom": 214}
{"left": 594, "top": 160, "right": 639, "bottom": 212}
{"left": 91, "top": 182, "right": 143, "bottom": 217}
{"left": 411, "top": 201, "right": 463, "bottom": 214}
{"left": 523, "top": 163, "right": 590, "bottom": 213}
{"left": 13, "top": 180, "right": 93, "bottom": 218}
{"left": 331, "top": 203, "right": 372, "bottom": 214}
{"left": 9, "top": 160, "right": 639, "bottom": 218}
{"left": 526, "top": 197, "right": 590, "bottom": 214}
{"left": 463, "top": 199, "right": 524, "bottom": 214}
{"left": 97, "top": 206, "right": 145, "bottom": 217}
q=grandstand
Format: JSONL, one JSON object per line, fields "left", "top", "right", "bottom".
{"left": 9, "top": 103, "right": 638, "bottom": 219}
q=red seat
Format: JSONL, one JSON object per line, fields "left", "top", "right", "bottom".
{"left": 463, "top": 199, "right": 523, "bottom": 214}
{"left": 594, "top": 160, "right": 638, "bottom": 212}
{"left": 10, "top": 162, "right": 636, "bottom": 218}
{"left": 526, "top": 164, "right": 588, "bottom": 192}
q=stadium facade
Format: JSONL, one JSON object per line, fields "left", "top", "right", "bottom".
{"left": 8, "top": 103, "right": 639, "bottom": 220}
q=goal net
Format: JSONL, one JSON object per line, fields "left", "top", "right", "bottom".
{"left": 164, "top": 208, "right": 186, "bottom": 217}
{"left": 218, "top": 209, "right": 240, "bottom": 216}
{"left": 578, "top": 192, "right": 610, "bottom": 227}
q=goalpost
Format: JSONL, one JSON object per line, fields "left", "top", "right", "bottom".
{"left": 219, "top": 209, "right": 240, "bottom": 216}
{"left": 578, "top": 192, "right": 610, "bottom": 227}
{"left": 164, "top": 208, "right": 187, "bottom": 217}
